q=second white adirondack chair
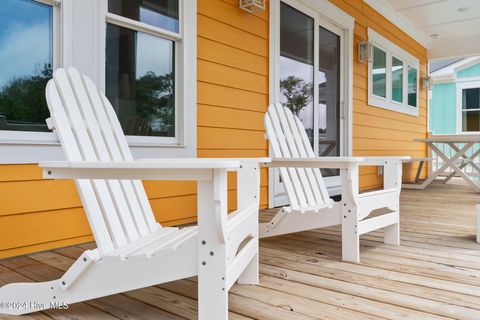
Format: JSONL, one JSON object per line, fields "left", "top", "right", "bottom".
{"left": 0, "top": 68, "right": 262, "bottom": 319}
{"left": 261, "top": 103, "right": 405, "bottom": 262}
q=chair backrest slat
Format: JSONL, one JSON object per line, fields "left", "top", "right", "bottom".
{"left": 52, "top": 69, "right": 128, "bottom": 249}
{"left": 264, "top": 115, "right": 300, "bottom": 209}
{"left": 274, "top": 104, "right": 317, "bottom": 207}
{"left": 46, "top": 67, "right": 160, "bottom": 253}
{"left": 282, "top": 106, "right": 324, "bottom": 205}
{"left": 82, "top": 75, "right": 156, "bottom": 235}
{"left": 293, "top": 116, "right": 331, "bottom": 202}
{"left": 99, "top": 92, "right": 159, "bottom": 231}
{"left": 265, "top": 103, "right": 331, "bottom": 211}
{"left": 46, "top": 81, "right": 115, "bottom": 254}
{"left": 267, "top": 105, "right": 308, "bottom": 210}
{"left": 67, "top": 69, "right": 142, "bottom": 243}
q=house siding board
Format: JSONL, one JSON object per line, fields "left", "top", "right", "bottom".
{"left": 0, "top": 0, "right": 428, "bottom": 258}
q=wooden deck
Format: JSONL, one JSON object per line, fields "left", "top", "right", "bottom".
{"left": 1, "top": 180, "right": 480, "bottom": 319}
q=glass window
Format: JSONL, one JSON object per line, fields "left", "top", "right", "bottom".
{"left": 463, "top": 88, "right": 480, "bottom": 109}
{"left": 461, "top": 88, "right": 480, "bottom": 132}
{"left": 108, "top": 0, "right": 179, "bottom": 33}
{"left": 372, "top": 46, "right": 386, "bottom": 98}
{"left": 317, "top": 26, "right": 340, "bottom": 177}
{"left": 408, "top": 65, "right": 417, "bottom": 107}
{"left": 279, "top": 3, "right": 314, "bottom": 146}
{"left": 391, "top": 56, "right": 403, "bottom": 103}
{"left": 462, "top": 111, "right": 480, "bottom": 132}
{"left": 0, "top": 0, "right": 53, "bottom": 132}
{"left": 106, "top": 24, "right": 175, "bottom": 137}
{"left": 107, "top": 0, "right": 179, "bottom": 138}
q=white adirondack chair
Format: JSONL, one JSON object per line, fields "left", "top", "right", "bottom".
{"left": 0, "top": 67, "right": 262, "bottom": 319}
{"left": 261, "top": 103, "right": 406, "bottom": 262}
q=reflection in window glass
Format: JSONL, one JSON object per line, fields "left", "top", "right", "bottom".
{"left": 392, "top": 57, "right": 403, "bottom": 103}
{"left": 106, "top": 24, "right": 175, "bottom": 137}
{"left": 0, "top": 0, "right": 53, "bottom": 132}
{"left": 279, "top": 3, "right": 314, "bottom": 146}
{"left": 463, "top": 88, "right": 480, "bottom": 110}
{"left": 462, "top": 111, "right": 480, "bottom": 132}
{"left": 408, "top": 65, "right": 417, "bottom": 107}
{"left": 108, "top": 0, "right": 179, "bottom": 33}
{"left": 318, "top": 26, "right": 340, "bottom": 176}
{"left": 372, "top": 46, "right": 386, "bottom": 98}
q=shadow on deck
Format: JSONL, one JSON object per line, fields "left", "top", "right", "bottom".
{"left": 1, "top": 179, "right": 479, "bottom": 319}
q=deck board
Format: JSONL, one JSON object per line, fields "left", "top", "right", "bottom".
{"left": 1, "top": 179, "right": 479, "bottom": 319}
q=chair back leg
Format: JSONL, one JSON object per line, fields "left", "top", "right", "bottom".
{"left": 384, "top": 223, "right": 400, "bottom": 245}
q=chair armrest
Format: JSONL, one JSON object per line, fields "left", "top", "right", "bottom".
{"left": 265, "top": 157, "right": 365, "bottom": 169}
{"left": 359, "top": 156, "right": 411, "bottom": 166}
{"left": 39, "top": 158, "right": 268, "bottom": 181}
{"left": 264, "top": 156, "right": 410, "bottom": 169}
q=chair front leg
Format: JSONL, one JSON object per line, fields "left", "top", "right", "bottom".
{"left": 383, "top": 160, "right": 401, "bottom": 245}
{"left": 236, "top": 161, "right": 260, "bottom": 285}
{"left": 197, "top": 169, "right": 228, "bottom": 320}
{"left": 340, "top": 164, "right": 360, "bottom": 263}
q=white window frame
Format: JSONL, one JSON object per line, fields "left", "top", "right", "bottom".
{"left": 456, "top": 81, "right": 480, "bottom": 133}
{"left": 0, "top": 0, "right": 197, "bottom": 164}
{"left": 368, "top": 28, "right": 419, "bottom": 117}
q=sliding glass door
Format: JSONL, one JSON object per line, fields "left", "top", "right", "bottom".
{"left": 272, "top": 0, "right": 345, "bottom": 206}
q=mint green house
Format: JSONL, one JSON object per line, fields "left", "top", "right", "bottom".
{"left": 429, "top": 57, "right": 480, "bottom": 134}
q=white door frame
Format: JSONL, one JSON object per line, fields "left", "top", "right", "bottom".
{"left": 268, "top": 0, "right": 354, "bottom": 208}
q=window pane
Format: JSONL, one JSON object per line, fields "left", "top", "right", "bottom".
{"left": 372, "top": 46, "right": 386, "bottom": 98}
{"left": 0, "top": 0, "right": 53, "bottom": 132}
{"left": 318, "top": 26, "right": 340, "bottom": 177}
{"left": 106, "top": 24, "right": 175, "bottom": 137}
{"left": 462, "top": 88, "right": 480, "bottom": 110}
{"left": 408, "top": 65, "right": 417, "bottom": 107}
{"left": 280, "top": 3, "right": 314, "bottom": 147}
{"left": 108, "top": 0, "right": 179, "bottom": 33}
{"left": 392, "top": 56, "right": 403, "bottom": 103}
{"left": 462, "top": 111, "right": 480, "bottom": 132}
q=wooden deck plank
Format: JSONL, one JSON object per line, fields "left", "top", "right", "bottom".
{"left": 0, "top": 179, "right": 479, "bottom": 319}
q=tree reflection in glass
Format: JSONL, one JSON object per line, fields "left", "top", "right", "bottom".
{"left": 279, "top": 3, "right": 314, "bottom": 146}
{"left": 0, "top": 0, "right": 53, "bottom": 132}
{"left": 106, "top": 24, "right": 175, "bottom": 137}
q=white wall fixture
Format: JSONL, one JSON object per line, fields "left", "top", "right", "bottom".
{"left": 422, "top": 74, "right": 432, "bottom": 91}
{"left": 358, "top": 41, "right": 373, "bottom": 64}
{"left": 240, "top": 0, "right": 265, "bottom": 13}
